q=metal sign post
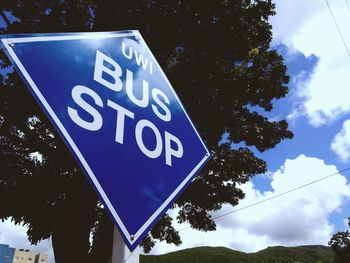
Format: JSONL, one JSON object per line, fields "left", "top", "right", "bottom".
{"left": 113, "top": 227, "right": 139, "bottom": 263}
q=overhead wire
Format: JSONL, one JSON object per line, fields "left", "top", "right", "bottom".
{"left": 178, "top": 167, "right": 350, "bottom": 232}
{"left": 325, "top": 0, "right": 350, "bottom": 56}
{"left": 177, "top": 0, "right": 350, "bottom": 234}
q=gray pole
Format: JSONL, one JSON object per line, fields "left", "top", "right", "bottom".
{"left": 112, "top": 227, "right": 140, "bottom": 263}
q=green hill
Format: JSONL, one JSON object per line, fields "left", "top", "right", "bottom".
{"left": 254, "top": 245, "right": 335, "bottom": 263}
{"left": 125, "top": 245, "right": 334, "bottom": 263}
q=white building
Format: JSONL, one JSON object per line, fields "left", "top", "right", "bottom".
{"left": 12, "top": 249, "right": 48, "bottom": 263}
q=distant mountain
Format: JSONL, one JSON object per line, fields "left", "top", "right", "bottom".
{"left": 138, "top": 245, "right": 335, "bottom": 263}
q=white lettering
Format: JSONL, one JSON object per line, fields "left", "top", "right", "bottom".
{"left": 122, "top": 42, "right": 133, "bottom": 59}
{"left": 126, "top": 70, "right": 150, "bottom": 108}
{"left": 68, "top": 44, "right": 181, "bottom": 166}
{"left": 67, "top": 85, "right": 103, "bottom": 131}
{"left": 93, "top": 50, "right": 123, "bottom": 92}
{"left": 165, "top": 131, "right": 183, "bottom": 166}
{"left": 134, "top": 50, "right": 149, "bottom": 71}
{"left": 107, "top": 100, "right": 135, "bottom": 144}
{"left": 135, "top": 119, "right": 162, "bottom": 159}
{"left": 151, "top": 88, "right": 171, "bottom": 122}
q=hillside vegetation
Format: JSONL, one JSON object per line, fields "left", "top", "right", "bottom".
{"left": 132, "top": 245, "right": 334, "bottom": 263}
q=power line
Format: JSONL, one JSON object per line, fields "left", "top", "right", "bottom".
{"left": 325, "top": 0, "right": 350, "bottom": 56}
{"left": 178, "top": 167, "right": 350, "bottom": 232}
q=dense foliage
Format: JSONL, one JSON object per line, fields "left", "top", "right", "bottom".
{"left": 329, "top": 218, "right": 350, "bottom": 263}
{"left": 0, "top": 1, "right": 292, "bottom": 262}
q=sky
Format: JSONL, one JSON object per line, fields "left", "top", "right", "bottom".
{"left": 1, "top": 0, "right": 350, "bottom": 262}
{"left": 151, "top": 0, "right": 350, "bottom": 255}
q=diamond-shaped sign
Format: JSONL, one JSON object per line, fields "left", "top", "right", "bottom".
{"left": 1, "top": 31, "right": 211, "bottom": 250}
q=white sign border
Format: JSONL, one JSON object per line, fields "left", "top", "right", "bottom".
{"left": 1, "top": 31, "right": 211, "bottom": 247}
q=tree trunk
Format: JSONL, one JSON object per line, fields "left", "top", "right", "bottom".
{"left": 50, "top": 2, "right": 122, "bottom": 262}
{"left": 51, "top": 180, "right": 98, "bottom": 263}
{"left": 88, "top": 210, "right": 114, "bottom": 263}
{"left": 90, "top": 2, "right": 122, "bottom": 260}
{"left": 52, "top": 220, "right": 91, "bottom": 263}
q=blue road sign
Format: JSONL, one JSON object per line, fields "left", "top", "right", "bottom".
{"left": 1, "top": 31, "right": 211, "bottom": 250}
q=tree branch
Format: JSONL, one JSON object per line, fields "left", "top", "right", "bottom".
{"left": 0, "top": 10, "right": 11, "bottom": 28}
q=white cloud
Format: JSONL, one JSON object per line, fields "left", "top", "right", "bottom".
{"left": 270, "top": 0, "right": 324, "bottom": 48}
{"left": 331, "top": 119, "right": 350, "bottom": 162}
{"left": 152, "top": 155, "right": 350, "bottom": 254}
{"left": 260, "top": 171, "right": 274, "bottom": 180}
{"left": 271, "top": 0, "right": 350, "bottom": 126}
{"left": 0, "top": 220, "right": 55, "bottom": 263}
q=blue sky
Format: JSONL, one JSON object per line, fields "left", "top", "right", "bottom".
{"left": 1, "top": 0, "right": 350, "bottom": 261}
{"left": 253, "top": 0, "right": 350, "bottom": 231}
{"left": 252, "top": 44, "right": 350, "bottom": 230}
{"left": 152, "top": 0, "right": 350, "bottom": 254}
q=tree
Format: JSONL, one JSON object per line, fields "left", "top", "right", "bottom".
{"left": 329, "top": 218, "right": 350, "bottom": 263}
{"left": 0, "top": 1, "right": 293, "bottom": 262}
